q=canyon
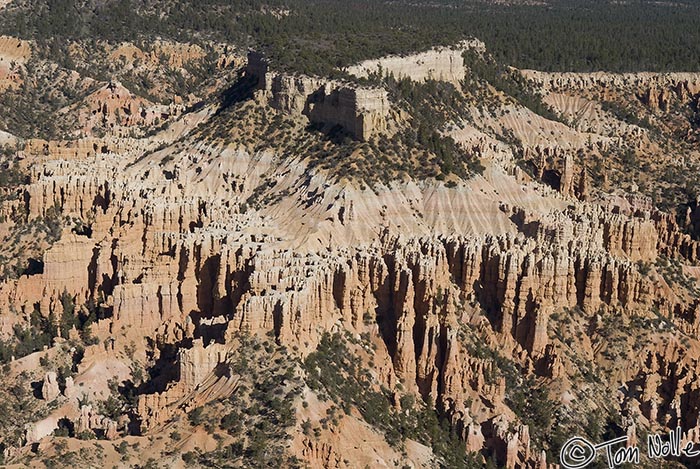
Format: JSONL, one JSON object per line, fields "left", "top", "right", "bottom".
{"left": 0, "top": 28, "right": 698, "bottom": 469}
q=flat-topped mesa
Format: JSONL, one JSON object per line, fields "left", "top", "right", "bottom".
{"left": 345, "top": 39, "right": 485, "bottom": 84}
{"left": 245, "top": 51, "right": 389, "bottom": 140}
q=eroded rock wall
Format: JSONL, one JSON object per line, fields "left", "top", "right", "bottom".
{"left": 346, "top": 39, "right": 485, "bottom": 83}
{"left": 246, "top": 52, "right": 390, "bottom": 140}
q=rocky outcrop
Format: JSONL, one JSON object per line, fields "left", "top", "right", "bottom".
{"left": 654, "top": 211, "right": 700, "bottom": 263}
{"left": 522, "top": 70, "right": 700, "bottom": 98}
{"left": 76, "top": 404, "right": 121, "bottom": 440}
{"left": 522, "top": 146, "right": 590, "bottom": 201}
{"left": 178, "top": 339, "right": 228, "bottom": 390}
{"left": 308, "top": 84, "right": 390, "bottom": 141}
{"left": 41, "top": 372, "right": 60, "bottom": 401}
{"left": 71, "top": 81, "right": 185, "bottom": 136}
{"left": 246, "top": 52, "right": 390, "bottom": 140}
{"left": 43, "top": 233, "right": 96, "bottom": 300}
{"left": 346, "top": 39, "right": 485, "bottom": 84}
{"left": 63, "top": 376, "right": 77, "bottom": 399}
{"left": 136, "top": 339, "right": 231, "bottom": 431}
{"left": 133, "top": 225, "right": 662, "bottom": 440}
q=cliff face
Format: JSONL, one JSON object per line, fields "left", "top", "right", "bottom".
{"left": 522, "top": 70, "right": 700, "bottom": 99}
{"left": 346, "top": 39, "right": 485, "bottom": 83}
{"left": 246, "top": 52, "right": 390, "bottom": 140}
{"left": 307, "top": 84, "right": 390, "bottom": 140}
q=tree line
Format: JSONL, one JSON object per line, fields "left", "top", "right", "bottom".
{"left": 2, "top": 0, "right": 700, "bottom": 76}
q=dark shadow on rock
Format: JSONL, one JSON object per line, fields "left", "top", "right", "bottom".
{"left": 216, "top": 73, "right": 257, "bottom": 114}
{"left": 22, "top": 258, "right": 44, "bottom": 276}
{"left": 30, "top": 380, "right": 43, "bottom": 399}
{"left": 542, "top": 168, "right": 561, "bottom": 191}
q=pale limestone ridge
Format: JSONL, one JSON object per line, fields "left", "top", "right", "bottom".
{"left": 346, "top": 39, "right": 485, "bottom": 84}
{"left": 523, "top": 69, "right": 700, "bottom": 116}
{"left": 522, "top": 69, "right": 700, "bottom": 95}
